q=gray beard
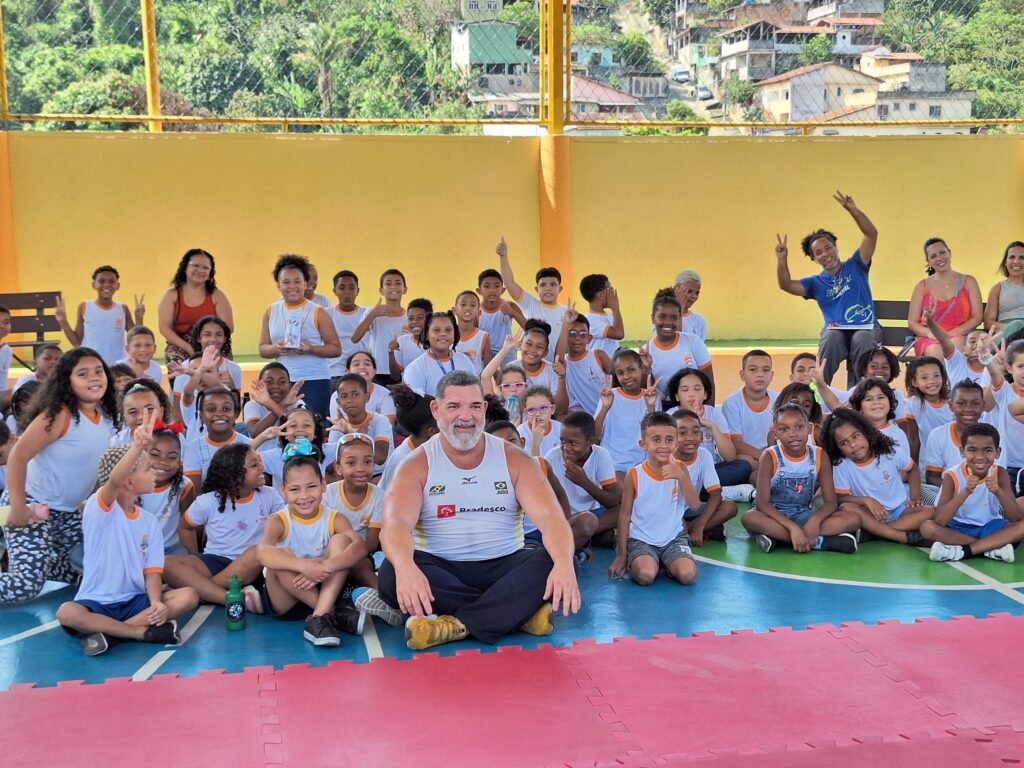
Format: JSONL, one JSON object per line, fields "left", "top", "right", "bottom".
{"left": 443, "top": 424, "right": 483, "bottom": 451}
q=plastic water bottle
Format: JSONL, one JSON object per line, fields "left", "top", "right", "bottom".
{"left": 505, "top": 395, "right": 520, "bottom": 422}
{"left": 977, "top": 333, "right": 996, "bottom": 366}
{"left": 225, "top": 574, "right": 246, "bottom": 631}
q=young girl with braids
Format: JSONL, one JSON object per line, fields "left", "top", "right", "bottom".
{"left": 164, "top": 443, "right": 284, "bottom": 612}
{"left": 1, "top": 348, "right": 120, "bottom": 604}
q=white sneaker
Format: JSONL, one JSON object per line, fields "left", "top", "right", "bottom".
{"left": 984, "top": 544, "right": 1016, "bottom": 563}
{"left": 242, "top": 584, "right": 265, "bottom": 614}
{"left": 354, "top": 587, "right": 406, "bottom": 627}
{"left": 929, "top": 542, "right": 965, "bottom": 562}
{"left": 722, "top": 484, "right": 755, "bottom": 503}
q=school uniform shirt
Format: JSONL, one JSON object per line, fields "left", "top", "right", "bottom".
{"left": 267, "top": 298, "right": 331, "bottom": 382}
{"left": 585, "top": 312, "right": 620, "bottom": 357}
{"left": 402, "top": 351, "right": 476, "bottom": 397}
{"left": 902, "top": 396, "right": 953, "bottom": 462}
{"left": 13, "top": 373, "right": 37, "bottom": 393}
{"left": 269, "top": 505, "right": 338, "bottom": 560}
{"left": 680, "top": 447, "right": 721, "bottom": 516}
{"left": 260, "top": 444, "right": 338, "bottom": 491}
{"left": 943, "top": 463, "right": 1006, "bottom": 527}
{"left": 184, "top": 487, "right": 286, "bottom": 559}
{"left": 823, "top": 383, "right": 910, "bottom": 420}
{"left": 323, "top": 481, "right": 384, "bottom": 542}
{"left": 516, "top": 292, "right": 567, "bottom": 363}
{"left": 26, "top": 408, "right": 115, "bottom": 511}
{"left": 0, "top": 345, "right": 12, "bottom": 392}
{"left": 722, "top": 389, "right": 778, "bottom": 451}
{"left": 75, "top": 491, "right": 164, "bottom": 604}
{"left": 173, "top": 361, "right": 243, "bottom": 437}
{"left": 646, "top": 332, "right": 712, "bottom": 401}
{"left": 944, "top": 349, "right": 990, "bottom": 388}
{"left": 241, "top": 397, "right": 306, "bottom": 427}
{"left": 81, "top": 300, "right": 129, "bottom": 364}
{"left": 183, "top": 432, "right": 251, "bottom": 488}
{"left": 325, "top": 411, "right": 393, "bottom": 474}
{"left": 668, "top": 404, "right": 731, "bottom": 463}
{"left": 880, "top": 421, "right": 912, "bottom": 468}
{"left": 456, "top": 329, "right": 490, "bottom": 375}
{"left": 479, "top": 306, "right": 515, "bottom": 365}
{"left": 626, "top": 461, "right": 688, "bottom": 547}
{"left": 139, "top": 481, "right": 196, "bottom": 553}
{"left": 378, "top": 438, "right": 415, "bottom": 490}
{"left": 988, "top": 382, "right": 1024, "bottom": 469}
{"left": 544, "top": 444, "right": 616, "bottom": 514}
{"left": 366, "top": 311, "right": 408, "bottom": 376}
{"left": 519, "top": 359, "right": 561, "bottom": 393}
{"left": 565, "top": 350, "right": 605, "bottom": 415}
{"left": 596, "top": 388, "right": 648, "bottom": 472}
{"left": 327, "top": 306, "right": 370, "bottom": 378}
{"left": 330, "top": 383, "right": 396, "bottom": 423}
{"left": 833, "top": 453, "right": 911, "bottom": 513}
{"left": 924, "top": 422, "right": 1007, "bottom": 478}
{"left": 115, "top": 357, "right": 163, "bottom": 387}
{"left": 392, "top": 334, "right": 425, "bottom": 372}
{"left": 681, "top": 310, "right": 707, "bottom": 342}
{"left": 518, "top": 419, "right": 562, "bottom": 458}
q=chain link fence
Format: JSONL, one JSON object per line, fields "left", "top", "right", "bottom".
{"left": 0, "top": 0, "right": 1020, "bottom": 132}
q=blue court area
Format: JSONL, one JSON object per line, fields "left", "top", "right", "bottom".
{"left": 3, "top": 515, "right": 1024, "bottom": 691}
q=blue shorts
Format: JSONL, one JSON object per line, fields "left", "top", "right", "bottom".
{"left": 885, "top": 503, "right": 907, "bottom": 524}
{"left": 75, "top": 594, "right": 151, "bottom": 622}
{"left": 199, "top": 553, "right": 233, "bottom": 576}
{"left": 948, "top": 517, "right": 1010, "bottom": 540}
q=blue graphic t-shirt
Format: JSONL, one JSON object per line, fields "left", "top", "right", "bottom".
{"left": 800, "top": 249, "right": 875, "bottom": 330}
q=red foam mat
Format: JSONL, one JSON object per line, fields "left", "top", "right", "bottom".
{"left": 6, "top": 617, "right": 1024, "bottom": 767}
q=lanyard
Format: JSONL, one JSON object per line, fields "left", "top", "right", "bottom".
{"left": 432, "top": 353, "right": 455, "bottom": 377}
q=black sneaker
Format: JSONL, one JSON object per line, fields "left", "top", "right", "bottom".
{"left": 142, "top": 620, "right": 180, "bottom": 645}
{"left": 330, "top": 605, "right": 366, "bottom": 636}
{"left": 591, "top": 530, "right": 617, "bottom": 549}
{"left": 858, "top": 529, "right": 877, "bottom": 543}
{"left": 819, "top": 533, "right": 858, "bottom": 554}
{"left": 303, "top": 614, "right": 341, "bottom": 647}
{"left": 706, "top": 524, "right": 726, "bottom": 541}
{"left": 905, "top": 530, "right": 932, "bottom": 548}
{"left": 81, "top": 632, "right": 110, "bottom": 656}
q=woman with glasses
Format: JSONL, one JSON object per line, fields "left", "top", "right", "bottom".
{"left": 157, "top": 249, "right": 235, "bottom": 368}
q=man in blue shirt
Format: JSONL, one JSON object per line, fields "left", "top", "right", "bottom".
{"left": 776, "top": 192, "right": 881, "bottom": 387}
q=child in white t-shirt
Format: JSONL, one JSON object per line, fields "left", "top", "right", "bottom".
{"left": 672, "top": 409, "right": 737, "bottom": 545}
{"left": 497, "top": 237, "right": 567, "bottom": 362}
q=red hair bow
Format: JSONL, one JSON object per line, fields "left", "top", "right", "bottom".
{"left": 153, "top": 419, "right": 186, "bottom": 435}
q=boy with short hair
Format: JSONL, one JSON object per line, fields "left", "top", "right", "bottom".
{"left": 673, "top": 409, "right": 737, "bottom": 545}
{"left": 117, "top": 326, "right": 163, "bottom": 386}
{"left": 497, "top": 237, "right": 567, "bottom": 362}
{"left": 554, "top": 311, "right": 612, "bottom": 416}
{"left": 790, "top": 352, "right": 817, "bottom": 385}
{"left": 329, "top": 373, "right": 393, "bottom": 474}
{"left": 328, "top": 270, "right": 370, "bottom": 391}
{"left": 673, "top": 270, "right": 707, "bottom": 341}
{"left": 477, "top": 268, "right": 525, "bottom": 366}
{"left": 924, "top": 380, "right": 1002, "bottom": 486}
{"left": 12, "top": 343, "right": 62, "bottom": 393}
{"left": 579, "top": 273, "right": 624, "bottom": 358}
{"left": 722, "top": 350, "right": 778, "bottom": 474}
{"left": 922, "top": 423, "right": 1024, "bottom": 563}
{"left": 453, "top": 290, "right": 492, "bottom": 374}
{"left": 55, "top": 266, "right": 144, "bottom": 365}
{"left": 544, "top": 411, "right": 621, "bottom": 549}
{"left": 608, "top": 412, "right": 699, "bottom": 586}
{"left": 387, "top": 298, "right": 432, "bottom": 379}
{"left": 55, "top": 413, "right": 199, "bottom": 656}
{"left": 351, "top": 268, "right": 408, "bottom": 384}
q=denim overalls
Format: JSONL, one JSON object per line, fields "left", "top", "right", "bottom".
{"left": 769, "top": 444, "right": 817, "bottom": 526}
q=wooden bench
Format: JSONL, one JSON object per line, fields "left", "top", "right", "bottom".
{"left": 0, "top": 292, "right": 64, "bottom": 370}
{"left": 875, "top": 299, "right": 987, "bottom": 360}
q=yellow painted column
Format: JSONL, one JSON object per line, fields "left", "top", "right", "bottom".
{"left": 140, "top": 0, "right": 162, "bottom": 132}
{"left": 545, "top": 0, "right": 565, "bottom": 134}
{"left": 538, "top": 134, "right": 572, "bottom": 291}
{"left": 0, "top": 0, "right": 9, "bottom": 115}
{"left": 0, "top": 133, "right": 19, "bottom": 291}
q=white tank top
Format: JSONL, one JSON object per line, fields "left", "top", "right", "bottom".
{"left": 416, "top": 433, "right": 522, "bottom": 561}
{"left": 565, "top": 350, "right": 604, "bottom": 414}
{"left": 457, "top": 329, "right": 490, "bottom": 375}
{"left": 27, "top": 408, "right": 115, "bottom": 510}
{"left": 479, "top": 307, "right": 513, "bottom": 360}
{"left": 272, "top": 506, "right": 337, "bottom": 559}
{"left": 268, "top": 299, "right": 330, "bottom": 381}
{"left": 82, "top": 301, "right": 128, "bottom": 364}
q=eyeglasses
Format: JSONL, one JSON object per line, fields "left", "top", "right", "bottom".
{"left": 524, "top": 405, "right": 554, "bottom": 416}
{"left": 337, "top": 432, "right": 373, "bottom": 446}
{"left": 567, "top": 330, "right": 589, "bottom": 338}
{"left": 499, "top": 381, "right": 527, "bottom": 391}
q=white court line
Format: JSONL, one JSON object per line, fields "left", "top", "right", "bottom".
{"left": 0, "top": 619, "right": 60, "bottom": 648}
{"left": 692, "top": 554, "right": 1024, "bottom": 591}
{"left": 362, "top": 616, "right": 384, "bottom": 660}
{"left": 132, "top": 650, "right": 175, "bottom": 681}
{"left": 939, "top": 560, "right": 1024, "bottom": 606}
{"left": 177, "top": 604, "right": 215, "bottom": 644}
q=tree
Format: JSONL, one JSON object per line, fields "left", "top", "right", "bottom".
{"left": 722, "top": 74, "right": 755, "bottom": 107}
{"left": 640, "top": 0, "right": 674, "bottom": 31}
{"left": 946, "top": 0, "right": 1024, "bottom": 118}
{"left": 626, "top": 98, "right": 707, "bottom": 135}
{"left": 614, "top": 31, "right": 660, "bottom": 72}
{"left": 499, "top": 0, "right": 540, "bottom": 52}
{"left": 798, "top": 34, "right": 834, "bottom": 67}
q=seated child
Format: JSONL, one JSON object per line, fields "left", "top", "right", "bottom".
{"left": 518, "top": 385, "right": 562, "bottom": 457}
{"left": 722, "top": 349, "right": 778, "bottom": 476}
{"left": 595, "top": 349, "right": 659, "bottom": 477}
{"left": 254, "top": 408, "right": 333, "bottom": 489}
{"left": 672, "top": 409, "right": 737, "bottom": 545}
{"left": 138, "top": 425, "right": 194, "bottom": 554}
{"left": 387, "top": 298, "right": 432, "bottom": 379}
{"left": 921, "top": 423, "right": 1024, "bottom": 563}
{"left": 256, "top": 455, "right": 367, "bottom": 646}
{"left": 109, "top": 363, "right": 137, "bottom": 397}
{"left": 925, "top": 379, "right": 1003, "bottom": 487}
{"left": 327, "top": 374, "right": 392, "bottom": 475}
{"left": 543, "top": 411, "right": 622, "bottom": 550}
{"left": 741, "top": 403, "right": 859, "bottom": 554}
{"left": 608, "top": 412, "right": 699, "bottom": 586}
{"left": 401, "top": 310, "right": 475, "bottom": 396}
{"left": 821, "top": 408, "right": 933, "bottom": 546}
{"left": 55, "top": 415, "right": 199, "bottom": 656}
{"left": 165, "top": 444, "right": 285, "bottom": 609}
{"left": 789, "top": 352, "right": 816, "bottom": 385}
{"left": 767, "top": 382, "right": 823, "bottom": 446}
{"left": 183, "top": 386, "right": 250, "bottom": 491}
{"left": 245, "top": 362, "right": 304, "bottom": 438}
{"left": 330, "top": 351, "right": 396, "bottom": 424}
{"left": 12, "top": 343, "right": 62, "bottom": 393}
{"left": 112, "top": 378, "right": 171, "bottom": 446}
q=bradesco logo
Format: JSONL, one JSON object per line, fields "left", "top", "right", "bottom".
{"left": 437, "top": 504, "right": 456, "bottom": 519}
{"left": 436, "top": 504, "right": 506, "bottom": 519}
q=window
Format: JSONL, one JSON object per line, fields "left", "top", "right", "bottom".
{"left": 878, "top": 104, "right": 889, "bottom": 118}
{"left": 468, "top": 0, "right": 479, "bottom": 8}
{"left": 909, "top": 102, "right": 917, "bottom": 111}
{"left": 837, "top": 87, "right": 843, "bottom": 96}
{"left": 929, "top": 105, "right": 942, "bottom": 118}
{"left": 785, "top": 89, "right": 790, "bottom": 100}
{"left": 893, "top": 102, "right": 901, "bottom": 112}
{"left": 487, "top": 0, "right": 498, "bottom": 9}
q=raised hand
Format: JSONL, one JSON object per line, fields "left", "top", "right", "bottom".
{"left": 605, "top": 285, "right": 620, "bottom": 310}
{"left": 328, "top": 415, "right": 353, "bottom": 435}
{"left": 134, "top": 293, "right": 146, "bottom": 319}
{"left": 283, "top": 380, "right": 303, "bottom": 407}
{"left": 388, "top": 335, "right": 401, "bottom": 353}
{"left": 502, "top": 330, "right": 523, "bottom": 352}
{"left": 250, "top": 379, "right": 274, "bottom": 407}
{"left": 599, "top": 374, "right": 614, "bottom": 408}
{"left": 553, "top": 354, "right": 566, "bottom": 379}
{"left": 495, "top": 236, "right": 508, "bottom": 260}
{"left": 833, "top": 190, "right": 857, "bottom": 212}
{"left": 133, "top": 408, "right": 157, "bottom": 448}
{"left": 984, "top": 467, "right": 1000, "bottom": 493}
{"left": 564, "top": 300, "right": 578, "bottom": 324}
{"left": 498, "top": 298, "right": 514, "bottom": 317}
{"left": 370, "top": 297, "right": 387, "bottom": 319}
{"left": 775, "top": 233, "right": 788, "bottom": 261}
{"left": 200, "top": 344, "right": 221, "bottom": 372}
{"left": 966, "top": 472, "right": 981, "bottom": 492}
{"left": 638, "top": 344, "right": 652, "bottom": 371}
{"left": 54, "top": 295, "right": 67, "bottom": 325}
{"left": 642, "top": 374, "right": 660, "bottom": 409}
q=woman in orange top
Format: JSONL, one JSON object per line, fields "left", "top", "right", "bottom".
{"left": 907, "top": 238, "right": 982, "bottom": 358}
{"left": 157, "top": 249, "right": 234, "bottom": 366}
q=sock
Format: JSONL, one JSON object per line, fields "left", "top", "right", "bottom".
{"left": 962, "top": 544, "right": 975, "bottom": 559}
{"left": 814, "top": 535, "right": 824, "bottom": 550}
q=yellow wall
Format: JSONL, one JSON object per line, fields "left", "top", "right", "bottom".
{"left": 5, "top": 132, "right": 1024, "bottom": 355}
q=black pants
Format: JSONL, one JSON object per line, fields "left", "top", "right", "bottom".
{"left": 378, "top": 548, "right": 553, "bottom": 644}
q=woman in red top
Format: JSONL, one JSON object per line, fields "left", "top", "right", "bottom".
{"left": 157, "top": 249, "right": 234, "bottom": 365}
{"left": 907, "top": 237, "right": 983, "bottom": 358}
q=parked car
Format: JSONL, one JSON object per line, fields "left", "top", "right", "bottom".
{"left": 696, "top": 85, "right": 713, "bottom": 100}
{"left": 671, "top": 65, "right": 691, "bottom": 83}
